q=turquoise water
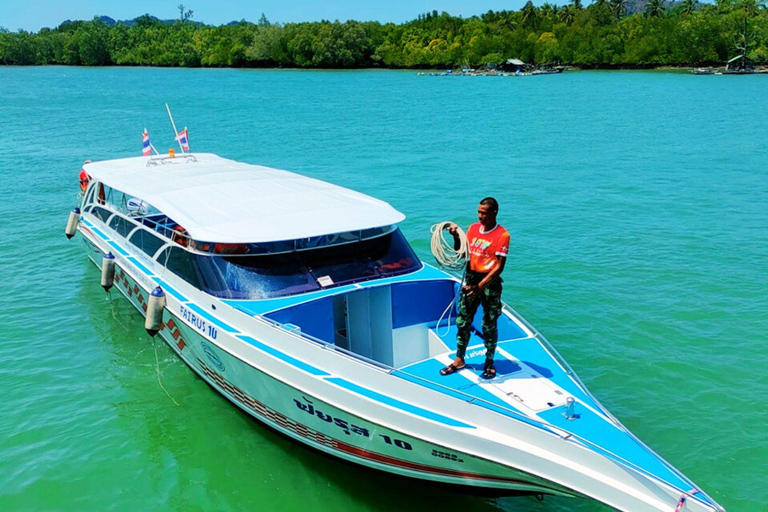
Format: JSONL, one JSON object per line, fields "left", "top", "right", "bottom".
{"left": 1, "top": 67, "right": 766, "bottom": 512}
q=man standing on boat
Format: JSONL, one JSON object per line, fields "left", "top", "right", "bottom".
{"left": 440, "top": 197, "right": 509, "bottom": 379}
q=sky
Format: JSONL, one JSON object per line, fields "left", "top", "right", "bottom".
{"left": 0, "top": 0, "right": 533, "bottom": 32}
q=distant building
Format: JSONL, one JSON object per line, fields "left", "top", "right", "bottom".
{"left": 498, "top": 58, "right": 534, "bottom": 73}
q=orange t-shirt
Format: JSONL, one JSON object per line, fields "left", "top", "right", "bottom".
{"left": 466, "top": 223, "right": 510, "bottom": 273}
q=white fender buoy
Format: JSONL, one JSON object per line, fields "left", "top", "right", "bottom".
{"left": 65, "top": 208, "right": 80, "bottom": 239}
{"left": 100, "top": 252, "right": 115, "bottom": 291}
{"left": 145, "top": 287, "right": 166, "bottom": 336}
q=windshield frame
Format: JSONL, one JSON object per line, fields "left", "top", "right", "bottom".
{"left": 184, "top": 228, "right": 422, "bottom": 300}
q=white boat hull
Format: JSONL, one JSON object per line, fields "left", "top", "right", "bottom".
{"left": 79, "top": 220, "right": 722, "bottom": 512}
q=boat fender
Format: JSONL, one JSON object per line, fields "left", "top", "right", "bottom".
{"left": 65, "top": 208, "right": 80, "bottom": 239}
{"left": 145, "top": 287, "right": 166, "bottom": 336}
{"left": 100, "top": 252, "right": 116, "bottom": 291}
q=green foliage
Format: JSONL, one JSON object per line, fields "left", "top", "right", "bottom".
{"left": 1, "top": 6, "right": 767, "bottom": 68}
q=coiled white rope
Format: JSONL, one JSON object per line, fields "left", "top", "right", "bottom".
{"left": 431, "top": 221, "right": 469, "bottom": 337}
{"left": 430, "top": 221, "right": 469, "bottom": 270}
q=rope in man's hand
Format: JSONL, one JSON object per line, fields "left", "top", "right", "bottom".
{"left": 430, "top": 221, "right": 468, "bottom": 270}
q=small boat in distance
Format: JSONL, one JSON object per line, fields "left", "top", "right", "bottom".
{"left": 68, "top": 151, "right": 725, "bottom": 512}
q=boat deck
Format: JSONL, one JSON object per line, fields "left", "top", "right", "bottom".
{"left": 223, "top": 266, "right": 702, "bottom": 499}
{"left": 394, "top": 335, "right": 698, "bottom": 494}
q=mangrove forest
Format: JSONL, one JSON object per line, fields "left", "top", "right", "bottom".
{"left": 1, "top": 0, "right": 767, "bottom": 68}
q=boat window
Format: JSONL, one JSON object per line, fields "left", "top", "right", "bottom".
{"left": 100, "top": 184, "right": 115, "bottom": 207}
{"left": 129, "top": 228, "right": 166, "bottom": 258}
{"left": 108, "top": 214, "right": 137, "bottom": 239}
{"left": 302, "top": 228, "right": 419, "bottom": 284}
{"left": 199, "top": 252, "right": 320, "bottom": 298}
{"left": 189, "top": 228, "right": 420, "bottom": 299}
{"left": 91, "top": 206, "right": 114, "bottom": 223}
{"left": 162, "top": 247, "right": 202, "bottom": 288}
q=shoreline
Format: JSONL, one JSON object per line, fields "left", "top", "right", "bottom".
{"left": 2, "top": 64, "right": 767, "bottom": 73}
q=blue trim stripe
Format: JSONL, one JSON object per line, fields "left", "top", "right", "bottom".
{"left": 127, "top": 256, "right": 153, "bottom": 277}
{"left": 325, "top": 377, "right": 475, "bottom": 429}
{"left": 185, "top": 303, "right": 238, "bottom": 333}
{"left": 151, "top": 278, "right": 188, "bottom": 302}
{"left": 108, "top": 241, "right": 129, "bottom": 256}
{"left": 91, "top": 227, "right": 109, "bottom": 240}
{"left": 236, "top": 335, "right": 329, "bottom": 376}
{"left": 82, "top": 218, "right": 94, "bottom": 227}
{"left": 391, "top": 369, "right": 476, "bottom": 403}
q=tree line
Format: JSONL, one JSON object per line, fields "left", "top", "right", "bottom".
{"left": 1, "top": 0, "right": 766, "bottom": 68}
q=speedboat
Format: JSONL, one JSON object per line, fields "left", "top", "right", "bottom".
{"left": 67, "top": 152, "right": 725, "bottom": 512}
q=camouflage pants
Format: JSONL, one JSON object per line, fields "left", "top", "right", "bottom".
{"left": 455, "top": 270, "right": 503, "bottom": 362}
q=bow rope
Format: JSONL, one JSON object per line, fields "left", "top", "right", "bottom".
{"left": 430, "top": 221, "right": 469, "bottom": 336}
{"left": 430, "top": 221, "right": 468, "bottom": 270}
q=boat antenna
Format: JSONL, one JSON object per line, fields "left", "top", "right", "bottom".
{"left": 165, "top": 103, "right": 185, "bottom": 154}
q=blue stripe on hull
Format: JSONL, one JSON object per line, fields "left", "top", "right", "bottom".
{"left": 325, "top": 377, "right": 475, "bottom": 429}
{"left": 150, "top": 277, "right": 187, "bottom": 302}
{"left": 236, "top": 335, "right": 329, "bottom": 377}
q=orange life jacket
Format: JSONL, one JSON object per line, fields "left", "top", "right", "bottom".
{"left": 79, "top": 170, "right": 90, "bottom": 191}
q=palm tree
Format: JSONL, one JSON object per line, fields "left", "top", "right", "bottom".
{"left": 681, "top": 0, "right": 698, "bottom": 15}
{"left": 521, "top": 0, "right": 539, "bottom": 28}
{"left": 610, "top": 0, "right": 627, "bottom": 19}
{"left": 540, "top": 2, "right": 555, "bottom": 19}
{"left": 572, "top": 0, "right": 584, "bottom": 11}
{"left": 559, "top": 5, "right": 576, "bottom": 23}
{"left": 646, "top": 0, "right": 666, "bottom": 17}
{"left": 735, "top": 0, "right": 764, "bottom": 16}
{"left": 593, "top": 0, "right": 610, "bottom": 8}
{"left": 715, "top": 0, "right": 734, "bottom": 13}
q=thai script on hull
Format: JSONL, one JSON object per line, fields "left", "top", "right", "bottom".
{"left": 294, "top": 396, "right": 370, "bottom": 437}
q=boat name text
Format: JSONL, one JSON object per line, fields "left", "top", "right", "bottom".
{"left": 180, "top": 305, "right": 218, "bottom": 339}
{"left": 294, "top": 396, "right": 370, "bottom": 437}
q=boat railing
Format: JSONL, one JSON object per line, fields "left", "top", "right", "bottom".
{"left": 146, "top": 154, "right": 198, "bottom": 166}
{"left": 391, "top": 362, "right": 709, "bottom": 503}
{"left": 501, "top": 302, "right": 626, "bottom": 428}
{"left": 258, "top": 308, "right": 709, "bottom": 504}
{"left": 500, "top": 302, "right": 713, "bottom": 500}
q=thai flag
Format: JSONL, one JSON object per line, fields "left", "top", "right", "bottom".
{"left": 142, "top": 129, "right": 151, "bottom": 156}
{"left": 176, "top": 128, "right": 190, "bottom": 151}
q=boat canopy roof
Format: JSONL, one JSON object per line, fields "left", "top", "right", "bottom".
{"left": 83, "top": 153, "right": 406, "bottom": 243}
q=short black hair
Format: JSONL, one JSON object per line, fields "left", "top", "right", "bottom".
{"left": 479, "top": 197, "right": 499, "bottom": 213}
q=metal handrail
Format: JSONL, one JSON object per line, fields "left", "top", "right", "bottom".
{"left": 146, "top": 154, "right": 198, "bottom": 166}
{"left": 499, "top": 303, "right": 718, "bottom": 502}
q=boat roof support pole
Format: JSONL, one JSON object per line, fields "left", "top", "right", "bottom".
{"left": 165, "top": 103, "right": 185, "bottom": 154}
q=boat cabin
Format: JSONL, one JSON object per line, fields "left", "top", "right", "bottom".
{"left": 79, "top": 154, "right": 529, "bottom": 370}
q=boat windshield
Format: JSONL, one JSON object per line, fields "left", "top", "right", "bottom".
{"left": 173, "top": 228, "right": 421, "bottom": 299}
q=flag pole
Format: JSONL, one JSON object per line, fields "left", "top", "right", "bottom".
{"left": 143, "top": 127, "right": 161, "bottom": 156}
{"left": 165, "top": 103, "right": 185, "bottom": 154}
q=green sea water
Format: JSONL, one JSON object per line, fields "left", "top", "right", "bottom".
{"left": 0, "top": 67, "right": 766, "bottom": 512}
